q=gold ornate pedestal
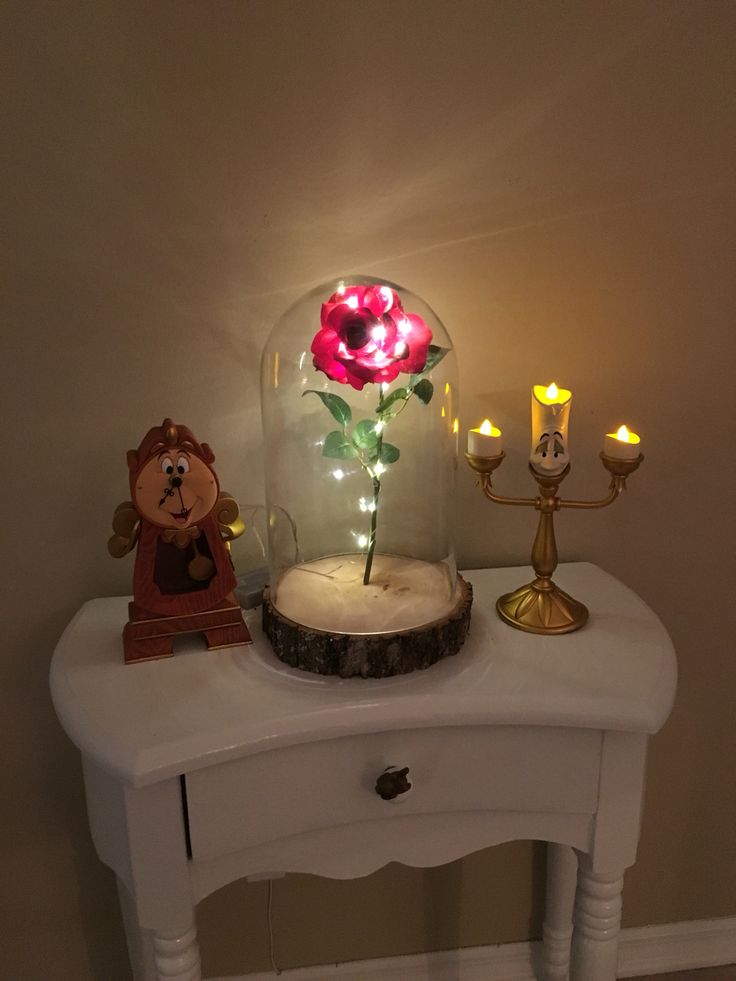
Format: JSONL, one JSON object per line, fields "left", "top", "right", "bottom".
{"left": 465, "top": 451, "right": 644, "bottom": 635}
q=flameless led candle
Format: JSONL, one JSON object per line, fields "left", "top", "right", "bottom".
{"left": 530, "top": 382, "right": 572, "bottom": 476}
{"left": 604, "top": 424, "right": 641, "bottom": 460}
{"left": 468, "top": 418, "right": 503, "bottom": 456}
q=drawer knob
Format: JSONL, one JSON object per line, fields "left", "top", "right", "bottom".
{"left": 375, "top": 766, "right": 411, "bottom": 800}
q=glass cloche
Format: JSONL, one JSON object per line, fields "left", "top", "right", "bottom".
{"left": 260, "top": 275, "right": 471, "bottom": 676}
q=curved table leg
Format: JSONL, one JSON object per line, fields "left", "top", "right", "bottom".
{"left": 117, "top": 876, "right": 157, "bottom": 981}
{"left": 543, "top": 842, "right": 577, "bottom": 980}
{"left": 152, "top": 920, "right": 201, "bottom": 981}
{"left": 84, "top": 767, "right": 202, "bottom": 981}
{"left": 570, "top": 857, "right": 624, "bottom": 981}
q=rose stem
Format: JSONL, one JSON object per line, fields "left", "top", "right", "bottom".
{"left": 362, "top": 472, "right": 381, "bottom": 585}
{"left": 362, "top": 391, "right": 387, "bottom": 586}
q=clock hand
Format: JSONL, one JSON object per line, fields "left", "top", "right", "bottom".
{"left": 158, "top": 487, "right": 175, "bottom": 507}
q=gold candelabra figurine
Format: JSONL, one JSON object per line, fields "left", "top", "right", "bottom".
{"left": 464, "top": 450, "right": 644, "bottom": 635}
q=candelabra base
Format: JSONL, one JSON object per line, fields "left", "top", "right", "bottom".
{"left": 496, "top": 578, "right": 588, "bottom": 635}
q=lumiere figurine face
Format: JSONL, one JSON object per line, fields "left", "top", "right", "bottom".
{"left": 131, "top": 441, "right": 220, "bottom": 530}
{"left": 531, "top": 428, "right": 569, "bottom": 475}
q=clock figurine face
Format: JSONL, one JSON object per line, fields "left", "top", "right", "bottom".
{"left": 133, "top": 447, "right": 219, "bottom": 529}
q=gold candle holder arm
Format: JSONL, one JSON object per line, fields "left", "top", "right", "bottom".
{"left": 465, "top": 451, "right": 538, "bottom": 507}
{"left": 558, "top": 479, "right": 622, "bottom": 510}
{"left": 480, "top": 474, "right": 538, "bottom": 507}
{"left": 558, "top": 453, "right": 644, "bottom": 510}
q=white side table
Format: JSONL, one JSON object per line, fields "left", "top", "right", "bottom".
{"left": 50, "top": 563, "right": 676, "bottom": 981}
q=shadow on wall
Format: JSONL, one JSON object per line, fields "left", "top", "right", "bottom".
{"left": 421, "top": 841, "right": 546, "bottom": 981}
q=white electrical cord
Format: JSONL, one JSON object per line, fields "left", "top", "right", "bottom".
{"left": 267, "top": 878, "right": 282, "bottom": 976}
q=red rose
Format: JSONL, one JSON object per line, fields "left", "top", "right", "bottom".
{"left": 311, "top": 284, "right": 432, "bottom": 391}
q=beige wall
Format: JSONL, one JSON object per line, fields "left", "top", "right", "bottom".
{"left": 3, "top": 1, "right": 735, "bottom": 978}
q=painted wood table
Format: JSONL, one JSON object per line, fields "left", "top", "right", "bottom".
{"left": 50, "top": 563, "right": 677, "bottom": 981}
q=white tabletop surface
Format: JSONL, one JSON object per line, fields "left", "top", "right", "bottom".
{"left": 50, "top": 563, "right": 677, "bottom": 788}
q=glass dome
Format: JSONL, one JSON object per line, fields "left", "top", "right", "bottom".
{"left": 261, "top": 275, "right": 461, "bottom": 645}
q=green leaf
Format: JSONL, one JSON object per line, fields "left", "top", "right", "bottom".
{"left": 378, "top": 387, "right": 409, "bottom": 413}
{"left": 303, "top": 390, "right": 352, "bottom": 426}
{"left": 323, "top": 430, "right": 358, "bottom": 459}
{"left": 424, "top": 345, "right": 449, "bottom": 372}
{"left": 352, "top": 418, "right": 380, "bottom": 450}
{"left": 379, "top": 442, "right": 400, "bottom": 464}
{"left": 413, "top": 379, "right": 434, "bottom": 404}
{"left": 411, "top": 345, "right": 449, "bottom": 384}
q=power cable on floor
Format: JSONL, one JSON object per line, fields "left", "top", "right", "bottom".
{"left": 267, "top": 878, "right": 282, "bottom": 976}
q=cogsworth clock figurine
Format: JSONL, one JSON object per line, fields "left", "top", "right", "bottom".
{"left": 108, "top": 418, "right": 252, "bottom": 664}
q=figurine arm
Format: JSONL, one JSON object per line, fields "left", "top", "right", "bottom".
{"left": 480, "top": 474, "right": 538, "bottom": 507}
{"left": 215, "top": 492, "right": 246, "bottom": 543}
{"left": 558, "top": 479, "right": 623, "bottom": 510}
{"left": 108, "top": 502, "right": 140, "bottom": 557}
{"left": 557, "top": 455, "right": 643, "bottom": 509}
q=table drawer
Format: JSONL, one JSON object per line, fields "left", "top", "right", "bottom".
{"left": 184, "top": 725, "right": 601, "bottom": 861}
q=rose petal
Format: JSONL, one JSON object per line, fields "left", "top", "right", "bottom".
{"left": 311, "top": 326, "right": 339, "bottom": 358}
{"left": 372, "top": 363, "right": 402, "bottom": 385}
{"left": 394, "top": 313, "right": 432, "bottom": 373}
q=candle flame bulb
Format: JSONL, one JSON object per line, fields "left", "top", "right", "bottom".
{"left": 605, "top": 424, "right": 640, "bottom": 458}
{"left": 479, "top": 419, "right": 493, "bottom": 435}
{"left": 533, "top": 382, "right": 571, "bottom": 407}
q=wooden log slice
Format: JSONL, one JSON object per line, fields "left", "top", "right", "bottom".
{"left": 262, "top": 574, "right": 473, "bottom": 678}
